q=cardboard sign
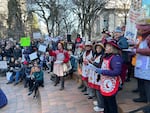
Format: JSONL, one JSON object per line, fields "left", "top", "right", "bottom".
{"left": 124, "top": 8, "right": 143, "bottom": 41}
{"left": 20, "top": 37, "right": 30, "bottom": 46}
{"left": 29, "top": 52, "right": 38, "bottom": 61}
{"left": 38, "top": 44, "right": 47, "bottom": 52}
{"left": 0, "top": 61, "right": 8, "bottom": 69}
{"left": 33, "top": 32, "right": 41, "bottom": 39}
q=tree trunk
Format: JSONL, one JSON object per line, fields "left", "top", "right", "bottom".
{"left": 46, "top": 20, "right": 51, "bottom": 36}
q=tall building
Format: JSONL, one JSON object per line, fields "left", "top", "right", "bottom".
{"left": 92, "top": 0, "right": 131, "bottom": 39}
{"left": 131, "top": 0, "right": 142, "bottom": 10}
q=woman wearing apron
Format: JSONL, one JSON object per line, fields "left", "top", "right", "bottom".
{"left": 81, "top": 41, "right": 94, "bottom": 96}
{"left": 95, "top": 39, "right": 123, "bottom": 113}
{"left": 49, "top": 42, "right": 70, "bottom": 90}
{"left": 88, "top": 42, "right": 105, "bottom": 112}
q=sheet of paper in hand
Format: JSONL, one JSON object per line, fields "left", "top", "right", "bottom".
{"left": 0, "top": 61, "right": 8, "bottom": 69}
{"left": 87, "top": 63, "right": 97, "bottom": 71}
{"left": 29, "top": 52, "right": 38, "bottom": 61}
{"left": 38, "top": 44, "right": 47, "bottom": 52}
{"left": 136, "top": 55, "right": 150, "bottom": 69}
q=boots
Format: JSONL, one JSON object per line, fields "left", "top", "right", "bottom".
{"left": 54, "top": 76, "right": 60, "bottom": 86}
{"left": 60, "top": 77, "right": 64, "bottom": 91}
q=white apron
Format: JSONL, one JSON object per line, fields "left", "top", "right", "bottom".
{"left": 53, "top": 52, "right": 65, "bottom": 77}
{"left": 135, "top": 40, "right": 150, "bottom": 80}
{"left": 82, "top": 50, "right": 93, "bottom": 81}
{"left": 88, "top": 55, "right": 101, "bottom": 90}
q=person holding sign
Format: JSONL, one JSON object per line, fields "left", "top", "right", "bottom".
{"left": 49, "top": 42, "right": 70, "bottom": 90}
{"left": 132, "top": 18, "right": 150, "bottom": 108}
{"left": 95, "top": 39, "right": 123, "bottom": 113}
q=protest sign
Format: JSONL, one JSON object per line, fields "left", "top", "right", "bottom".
{"left": 20, "top": 37, "right": 30, "bottom": 46}
{"left": 38, "top": 44, "right": 47, "bottom": 52}
{"left": 33, "top": 32, "right": 41, "bottom": 39}
{"left": 0, "top": 61, "right": 8, "bottom": 69}
{"left": 124, "top": 8, "right": 144, "bottom": 41}
{"left": 29, "top": 52, "right": 38, "bottom": 61}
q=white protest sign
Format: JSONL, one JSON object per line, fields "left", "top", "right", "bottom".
{"left": 0, "top": 61, "right": 8, "bottom": 69}
{"left": 38, "top": 44, "right": 47, "bottom": 52}
{"left": 124, "top": 8, "right": 144, "bottom": 41}
{"left": 33, "top": 32, "right": 41, "bottom": 39}
{"left": 29, "top": 52, "right": 38, "bottom": 61}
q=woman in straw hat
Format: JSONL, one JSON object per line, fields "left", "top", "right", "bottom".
{"left": 88, "top": 42, "right": 105, "bottom": 112}
{"left": 81, "top": 41, "right": 94, "bottom": 94}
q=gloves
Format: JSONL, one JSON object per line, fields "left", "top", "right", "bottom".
{"left": 95, "top": 68, "right": 102, "bottom": 74}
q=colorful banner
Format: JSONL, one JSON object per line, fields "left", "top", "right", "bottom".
{"left": 20, "top": 37, "right": 30, "bottom": 46}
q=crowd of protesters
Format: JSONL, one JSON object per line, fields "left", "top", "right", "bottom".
{"left": 0, "top": 18, "right": 150, "bottom": 113}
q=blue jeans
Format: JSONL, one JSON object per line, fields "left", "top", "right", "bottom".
{"left": 96, "top": 90, "right": 104, "bottom": 108}
{"left": 15, "top": 71, "right": 20, "bottom": 83}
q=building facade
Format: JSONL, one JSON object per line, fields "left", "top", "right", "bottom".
{"left": 91, "top": 0, "right": 132, "bottom": 40}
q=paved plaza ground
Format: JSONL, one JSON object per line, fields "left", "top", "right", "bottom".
{"left": 0, "top": 71, "right": 147, "bottom": 113}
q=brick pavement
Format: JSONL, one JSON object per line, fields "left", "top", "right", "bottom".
{"left": 117, "top": 78, "right": 147, "bottom": 113}
{"left": 0, "top": 77, "right": 41, "bottom": 113}
{"left": 39, "top": 72, "right": 95, "bottom": 113}
{"left": 0, "top": 71, "right": 148, "bottom": 113}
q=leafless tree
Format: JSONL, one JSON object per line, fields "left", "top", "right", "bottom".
{"left": 72, "top": 0, "right": 109, "bottom": 40}
{"left": 30, "top": 0, "right": 73, "bottom": 37}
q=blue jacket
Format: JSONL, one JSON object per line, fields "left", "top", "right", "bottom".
{"left": 101, "top": 54, "right": 123, "bottom": 77}
{"left": 117, "top": 36, "right": 129, "bottom": 63}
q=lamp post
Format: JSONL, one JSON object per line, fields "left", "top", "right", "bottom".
{"left": 121, "top": 0, "right": 130, "bottom": 25}
{"left": 123, "top": 3, "right": 127, "bottom": 25}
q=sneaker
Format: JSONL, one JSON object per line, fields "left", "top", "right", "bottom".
{"left": 93, "top": 101, "right": 98, "bottom": 106}
{"left": 28, "top": 91, "right": 33, "bottom": 96}
{"left": 6, "top": 81, "right": 13, "bottom": 84}
{"left": 93, "top": 106, "right": 104, "bottom": 112}
{"left": 59, "top": 87, "right": 64, "bottom": 91}
{"left": 14, "top": 82, "right": 18, "bottom": 86}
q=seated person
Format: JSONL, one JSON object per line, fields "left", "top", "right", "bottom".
{"left": 28, "top": 66, "right": 44, "bottom": 98}
{"left": 23, "top": 61, "right": 31, "bottom": 88}
{"left": 45, "top": 52, "right": 53, "bottom": 73}
{"left": 6, "top": 58, "right": 15, "bottom": 84}
{"left": 13, "top": 60, "right": 22, "bottom": 85}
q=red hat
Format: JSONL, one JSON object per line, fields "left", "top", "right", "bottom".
{"left": 78, "top": 44, "right": 84, "bottom": 48}
{"left": 106, "top": 39, "right": 121, "bottom": 50}
{"left": 23, "top": 61, "right": 29, "bottom": 65}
